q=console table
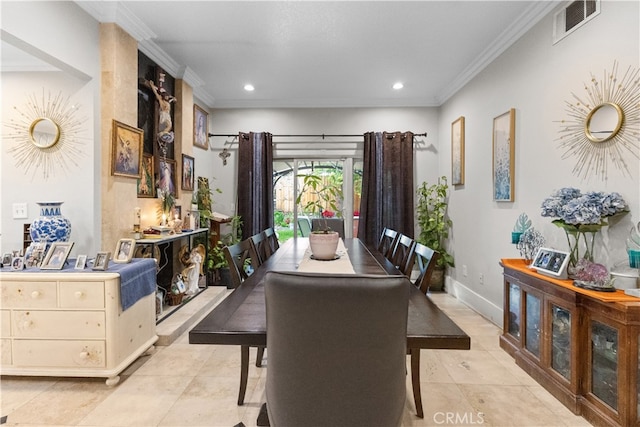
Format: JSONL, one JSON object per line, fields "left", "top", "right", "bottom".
{"left": 500, "top": 259, "right": 640, "bottom": 427}
{"left": 0, "top": 259, "right": 158, "bottom": 385}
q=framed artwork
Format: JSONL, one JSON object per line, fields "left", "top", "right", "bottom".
{"left": 193, "top": 104, "right": 209, "bottom": 149}
{"left": 111, "top": 120, "right": 143, "bottom": 178}
{"left": 451, "top": 116, "right": 465, "bottom": 186}
{"left": 75, "top": 255, "right": 87, "bottom": 270}
{"left": 92, "top": 252, "right": 111, "bottom": 271}
{"left": 113, "top": 238, "right": 136, "bottom": 264}
{"left": 182, "top": 154, "right": 195, "bottom": 191}
{"left": 492, "top": 108, "right": 516, "bottom": 202}
{"left": 157, "top": 157, "right": 177, "bottom": 197}
{"left": 40, "top": 242, "right": 74, "bottom": 270}
{"left": 531, "top": 247, "right": 569, "bottom": 280}
{"left": 137, "top": 154, "right": 155, "bottom": 198}
{"left": 11, "top": 256, "right": 25, "bottom": 270}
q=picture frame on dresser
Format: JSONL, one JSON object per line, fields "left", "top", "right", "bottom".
{"left": 93, "top": 251, "right": 111, "bottom": 270}
{"left": 75, "top": 254, "right": 87, "bottom": 270}
{"left": 11, "top": 256, "right": 25, "bottom": 270}
{"left": 40, "top": 242, "right": 74, "bottom": 270}
{"left": 113, "top": 239, "right": 135, "bottom": 264}
{"left": 531, "top": 247, "right": 569, "bottom": 279}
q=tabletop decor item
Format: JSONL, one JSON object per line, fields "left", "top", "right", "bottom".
{"left": 626, "top": 221, "right": 640, "bottom": 268}
{"left": 541, "top": 187, "right": 628, "bottom": 271}
{"left": 30, "top": 201, "right": 71, "bottom": 250}
{"left": 572, "top": 259, "right": 616, "bottom": 292}
{"left": 515, "top": 228, "right": 545, "bottom": 265}
{"left": 512, "top": 212, "right": 532, "bottom": 244}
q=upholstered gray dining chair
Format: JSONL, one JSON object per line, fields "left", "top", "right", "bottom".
{"left": 264, "top": 271, "right": 409, "bottom": 427}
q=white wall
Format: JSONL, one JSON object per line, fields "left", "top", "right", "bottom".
{"left": 439, "top": 1, "right": 640, "bottom": 324}
{"left": 1, "top": 1, "right": 101, "bottom": 256}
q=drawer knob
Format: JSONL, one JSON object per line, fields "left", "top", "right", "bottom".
{"left": 22, "top": 320, "right": 33, "bottom": 328}
{"left": 30, "top": 291, "right": 40, "bottom": 299}
{"left": 79, "top": 351, "right": 89, "bottom": 360}
{"left": 75, "top": 291, "right": 84, "bottom": 299}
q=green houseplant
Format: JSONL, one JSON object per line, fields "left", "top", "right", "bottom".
{"left": 206, "top": 215, "right": 242, "bottom": 287}
{"left": 416, "top": 176, "right": 454, "bottom": 290}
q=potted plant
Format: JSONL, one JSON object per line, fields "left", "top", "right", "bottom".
{"left": 416, "top": 176, "right": 454, "bottom": 291}
{"left": 206, "top": 215, "right": 242, "bottom": 287}
{"left": 296, "top": 173, "right": 343, "bottom": 259}
{"left": 194, "top": 177, "right": 222, "bottom": 228}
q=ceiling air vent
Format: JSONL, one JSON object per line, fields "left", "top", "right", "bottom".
{"left": 553, "top": 0, "right": 600, "bottom": 44}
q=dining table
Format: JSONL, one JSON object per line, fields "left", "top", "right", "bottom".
{"left": 189, "top": 237, "right": 470, "bottom": 419}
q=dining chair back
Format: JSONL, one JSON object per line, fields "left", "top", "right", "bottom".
{"left": 378, "top": 227, "right": 399, "bottom": 259}
{"left": 413, "top": 242, "right": 441, "bottom": 294}
{"left": 223, "top": 239, "right": 258, "bottom": 288}
{"left": 264, "top": 271, "right": 409, "bottom": 427}
{"left": 264, "top": 227, "right": 280, "bottom": 255}
{"left": 311, "top": 218, "right": 345, "bottom": 238}
{"left": 390, "top": 234, "right": 416, "bottom": 277}
{"left": 249, "top": 231, "right": 271, "bottom": 266}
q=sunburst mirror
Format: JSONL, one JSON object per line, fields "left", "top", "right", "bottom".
{"left": 4, "top": 89, "right": 86, "bottom": 180}
{"left": 556, "top": 61, "right": 640, "bottom": 180}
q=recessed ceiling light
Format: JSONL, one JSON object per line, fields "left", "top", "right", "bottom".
{"left": 393, "top": 82, "right": 404, "bottom": 90}
{"left": 244, "top": 84, "right": 255, "bottom": 91}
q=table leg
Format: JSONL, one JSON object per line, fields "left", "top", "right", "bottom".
{"left": 238, "top": 345, "right": 249, "bottom": 405}
{"left": 410, "top": 348, "right": 424, "bottom": 418}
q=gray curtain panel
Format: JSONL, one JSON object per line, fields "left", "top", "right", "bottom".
{"left": 237, "top": 132, "right": 274, "bottom": 240}
{"left": 358, "top": 131, "right": 414, "bottom": 245}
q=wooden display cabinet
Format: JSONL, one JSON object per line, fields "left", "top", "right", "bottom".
{"left": 501, "top": 260, "right": 640, "bottom": 427}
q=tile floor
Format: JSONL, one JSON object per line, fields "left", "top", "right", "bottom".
{"left": 0, "top": 292, "right": 591, "bottom": 427}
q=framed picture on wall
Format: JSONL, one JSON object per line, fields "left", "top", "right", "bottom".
{"left": 492, "top": 108, "right": 516, "bottom": 202}
{"left": 193, "top": 104, "right": 209, "bottom": 150}
{"left": 451, "top": 116, "right": 465, "bottom": 186}
{"left": 157, "top": 157, "right": 177, "bottom": 197}
{"left": 111, "top": 120, "right": 143, "bottom": 179}
{"left": 181, "top": 154, "right": 195, "bottom": 191}
{"left": 137, "top": 153, "right": 155, "bottom": 198}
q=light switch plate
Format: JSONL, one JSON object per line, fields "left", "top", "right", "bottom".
{"left": 12, "top": 203, "right": 28, "bottom": 219}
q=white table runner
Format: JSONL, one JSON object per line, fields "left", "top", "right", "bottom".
{"left": 296, "top": 239, "right": 356, "bottom": 274}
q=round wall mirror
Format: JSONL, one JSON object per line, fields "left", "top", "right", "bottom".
{"left": 29, "top": 117, "right": 60, "bottom": 148}
{"left": 584, "top": 102, "right": 623, "bottom": 143}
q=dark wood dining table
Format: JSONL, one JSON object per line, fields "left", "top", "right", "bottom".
{"left": 189, "top": 237, "right": 470, "bottom": 418}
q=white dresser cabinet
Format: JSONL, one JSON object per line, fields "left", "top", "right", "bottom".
{"left": 0, "top": 269, "right": 157, "bottom": 385}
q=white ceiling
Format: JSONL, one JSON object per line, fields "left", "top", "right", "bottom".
{"left": 7, "top": 1, "right": 562, "bottom": 109}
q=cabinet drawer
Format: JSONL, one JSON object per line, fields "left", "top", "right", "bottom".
{"left": 1, "top": 282, "right": 57, "bottom": 308}
{"left": 12, "top": 311, "right": 105, "bottom": 339}
{"left": 1, "top": 338, "right": 11, "bottom": 365}
{"left": 59, "top": 282, "right": 105, "bottom": 309}
{"left": 13, "top": 339, "right": 106, "bottom": 368}
{"left": 1, "top": 310, "right": 10, "bottom": 337}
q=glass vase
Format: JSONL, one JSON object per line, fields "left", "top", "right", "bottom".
{"left": 565, "top": 230, "right": 596, "bottom": 272}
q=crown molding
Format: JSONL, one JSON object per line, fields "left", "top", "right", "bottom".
{"left": 436, "top": 1, "right": 561, "bottom": 105}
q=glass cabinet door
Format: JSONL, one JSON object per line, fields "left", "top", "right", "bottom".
{"left": 591, "top": 320, "right": 618, "bottom": 411}
{"left": 551, "top": 304, "right": 571, "bottom": 380}
{"left": 508, "top": 283, "right": 521, "bottom": 339}
{"left": 525, "top": 293, "right": 541, "bottom": 358}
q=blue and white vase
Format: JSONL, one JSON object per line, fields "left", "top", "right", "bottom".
{"left": 30, "top": 202, "right": 71, "bottom": 246}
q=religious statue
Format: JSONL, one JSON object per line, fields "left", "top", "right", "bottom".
{"left": 145, "top": 75, "right": 176, "bottom": 148}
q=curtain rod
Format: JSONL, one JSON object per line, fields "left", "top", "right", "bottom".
{"left": 208, "top": 132, "right": 427, "bottom": 138}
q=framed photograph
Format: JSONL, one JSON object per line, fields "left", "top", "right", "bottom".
{"left": 75, "top": 255, "right": 87, "bottom": 270}
{"left": 493, "top": 108, "right": 516, "bottom": 202}
{"left": 92, "top": 252, "right": 111, "bottom": 271}
{"left": 11, "top": 256, "right": 25, "bottom": 270}
{"left": 451, "top": 116, "right": 465, "bottom": 186}
{"left": 157, "top": 157, "right": 177, "bottom": 197}
{"left": 114, "top": 238, "right": 136, "bottom": 264}
{"left": 2, "top": 253, "right": 12, "bottom": 266}
{"left": 173, "top": 205, "right": 182, "bottom": 220}
{"left": 531, "top": 247, "right": 570, "bottom": 280}
{"left": 137, "top": 153, "right": 155, "bottom": 198}
{"left": 40, "top": 242, "right": 74, "bottom": 270}
{"left": 111, "top": 120, "right": 144, "bottom": 179}
{"left": 181, "top": 154, "right": 195, "bottom": 191}
{"left": 193, "top": 104, "right": 209, "bottom": 149}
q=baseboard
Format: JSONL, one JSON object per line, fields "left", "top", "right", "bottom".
{"left": 446, "top": 277, "right": 503, "bottom": 327}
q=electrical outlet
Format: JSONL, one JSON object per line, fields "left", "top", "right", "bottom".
{"left": 462, "top": 265, "right": 468, "bottom": 277}
{"left": 12, "top": 203, "right": 28, "bottom": 219}
{"left": 479, "top": 273, "right": 484, "bottom": 285}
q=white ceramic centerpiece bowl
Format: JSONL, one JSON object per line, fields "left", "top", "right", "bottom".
{"left": 308, "top": 231, "right": 340, "bottom": 260}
